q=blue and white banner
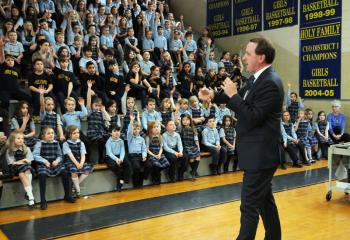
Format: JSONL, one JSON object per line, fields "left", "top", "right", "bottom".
{"left": 263, "top": 0, "right": 298, "bottom": 30}
{"left": 299, "top": 0, "right": 342, "bottom": 99}
{"left": 233, "top": 0, "right": 262, "bottom": 35}
{"left": 207, "top": 0, "right": 233, "bottom": 38}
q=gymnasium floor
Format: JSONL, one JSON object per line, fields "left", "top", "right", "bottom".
{"left": 0, "top": 160, "right": 349, "bottom": 240}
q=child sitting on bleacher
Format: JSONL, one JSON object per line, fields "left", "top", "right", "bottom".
{"left": 11, "top": 101, "right": 38, "bottom": 149}
{"left": 80, "top": 61, "right": 109, "bottom": 104}
{"left": 144, "top": 66, "right": 162, "bottom": 106}
{"left": 0, "top": 54, "right": 32, "bottom": 110}
{"left": 105, "top": 125, "right": 131, "bottom": 191}
{"left": 162, "top": 120, "right": 187, "bottom": 182}
{"left": 106, "top": 100, "right": 121, "bottom": 128}
{"left": 160, "top": 65, "right": 177, "bottom": 99}
{"left": 63, "top": 125, "right": 92, "bottom": 198}
{"left": 216, "top": 103, "right": 232, "bottom": 128}
{"left": 286, "top": 83, "right": 304, "bottom": 123}
{"left": 5, "top": 131, "right": 35, "bottom": 207}
{"left": 189, "top": 96, "right": 205, "bottom": 133}
{"left": 315, "top": 111, "right": 333, "bottom": 159}
{"left": 53, "top": 57, "right": 79, "bottom": 113}
{"left": 146, "top": 121, "right": 169, "bottom": 185}
{"left": 281, "top": 111, "right": 307, "bottom": 167}
{"left": 33, "top": 127, "right": 75, "bottom": 210}
{"left": 193, "top": 67, "right": 206, "bottom": 95}
{"left": 105, "top": 60, "right": 125, "bottom": 110}
{"left": 86, "top": 81, "right": 110, "bottom": 164}
{"left": 160, "top": 97, "right": 176, "bottom": 131}
{"left": 295, "top": 110, "right": 315, "bottom": 164}
{"left": 122, "top": 96, "right": 139, "bottom": 138}
{"left": 220, "top": 115, "right": 238, "bottom": 172}
{"left": 28, "top": 58, "right": 56, "bottom": 117}
{"left": 141, "top": 98, "right": 162, "bottom": 132}
{"left": 128, "top": 112, "right": 150, "bottom": 188}
{"left": 62, "top": 97, "right": 88, "bottom": 131}
{"left": 176, "top": 98, "right": 191, "bottom": 125}
{"left": 202, "top": 116, "right": 227, "bottom": 175}
{"left": 176, "top": 62, "right": 194, "bottom": 99}
{"left": 180, "top": 114, "right": 200, "bottom": 180}
{"left": 305, "top": 108, "right": 320, "bottom": 160}
{"left": 40, "top": 93, "right": 65, "bottom": 142}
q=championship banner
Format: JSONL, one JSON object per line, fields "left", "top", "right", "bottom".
{"left": 207, "top": 0, "right": 233, "bottom": 38}
{"left": 263, "top": 0, "right": 298, "bottom": 31}
{"left": 233, "top": 0, "right": 262, "bottom": 35}
{"left": 299, "top": 0, "right": 342, "bottom": 99}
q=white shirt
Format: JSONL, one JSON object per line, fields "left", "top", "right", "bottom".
{"left": 243, "top": 65, "right": 271, "bottom": 100}
{"left": 253, "top": 64, "right": 271, "bottom": 83}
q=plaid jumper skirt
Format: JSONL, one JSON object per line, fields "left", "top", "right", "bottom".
{"left": 64, "top": 141, "right": 93, "bottom": 174}
{"left": 148, "top": 136, "right": 170, "bottom": 169}
{"left": 37, "top": 141, "right": 66, "bottom": 177}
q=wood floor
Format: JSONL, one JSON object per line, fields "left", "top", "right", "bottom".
{"left": 1, "top": 160, "right": 350, "bottom": 240}
{"left": 57, "top": 182, "right": 350, "bottom": 240}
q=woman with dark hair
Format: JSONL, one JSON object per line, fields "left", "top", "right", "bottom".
{"left": 125, "top": 61, "right": 148, "bottom": 109}
{"left": 196, "top": 27, "right": 214, "bottom": 68}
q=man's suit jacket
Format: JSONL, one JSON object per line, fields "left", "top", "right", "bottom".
{"left": 217, "top": 67, "right": 284, "bottom": 171}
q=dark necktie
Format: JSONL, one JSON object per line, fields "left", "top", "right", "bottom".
{"left": 243, "top": 76, "right": 255, "bottom": 100}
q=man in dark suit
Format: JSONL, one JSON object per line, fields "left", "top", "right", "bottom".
{"left": 200, "top": 38, "right": 283, "bottom": 240}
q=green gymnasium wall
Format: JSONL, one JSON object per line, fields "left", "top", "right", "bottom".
{"left": 171, "top": 0, "right": 350, "bottom": 131}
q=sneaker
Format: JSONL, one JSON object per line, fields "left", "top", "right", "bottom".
{"left": 310, "top": 159, "right": 316, "bottom": 164}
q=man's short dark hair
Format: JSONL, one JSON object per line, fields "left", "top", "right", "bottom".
{"left": 250, "top": 38, "right": 275, "bottom": 64}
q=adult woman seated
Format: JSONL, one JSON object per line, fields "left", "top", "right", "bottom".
{"left": 327, "top": 100, "right": 350, "bottom": 144}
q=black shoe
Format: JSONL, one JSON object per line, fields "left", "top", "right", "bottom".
{"left": 293, "top": 163, "right": 303, "bottom": 168}
{"left": 28, "top": 199, "right": 35, "bottom": 209}
{"left": 302, "top": 161, "right": 311, "bottom": 166}
{"left": 40, "top": 201, "right": 47, "bottom": 210}
{"left": 64, "top": 196, "right": 76, "bottom": 203}
{"left": 24, "top": 193, "right": 29, "bottom": 201}
{"left": 116, "top": 182, "right": 123, "bottom": 192}
{"left": 190, "top": 171, "right": 196, "bottom": 181}
{"left": 281, "top": 164, "right": 287, "bottom": 170}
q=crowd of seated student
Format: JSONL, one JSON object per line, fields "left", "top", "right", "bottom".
{"left": 0, "top": 0, "right": 349, "bottom": 210}
{"left": 280, "top": 84, "right": 350, "bottom": 169}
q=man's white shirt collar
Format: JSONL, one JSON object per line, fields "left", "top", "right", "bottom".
{"left": 253, "top": 65, "right": 271, "bottom": 83}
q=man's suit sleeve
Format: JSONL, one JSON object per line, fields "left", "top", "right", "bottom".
{"left": 226, "top": 80, "right": 281, "bottom": 128}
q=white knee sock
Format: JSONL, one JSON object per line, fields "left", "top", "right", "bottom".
{"left": 307, "top": 148, "right": 312, "bottom": 160}
{"left": 79, "top": 174, "right": 88, "bottom": 184}
{"left": 24, "top": 186, "right": 34, "bottom": 201}
{"left": 26, "top": 173, "right": 32, "bottom": 185}
{"left": 72, "top": 177, "right": 80, "bottom": 193}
